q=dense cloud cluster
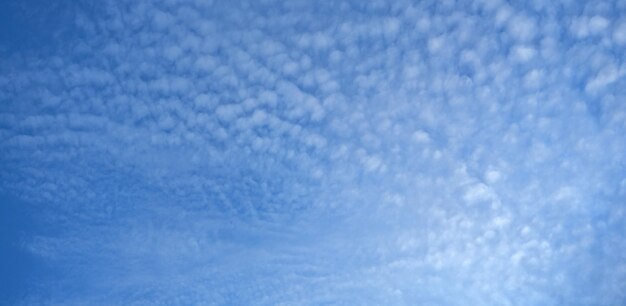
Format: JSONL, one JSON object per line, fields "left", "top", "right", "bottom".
{"left": 1, "top": 0, "right": 625, "bottom": 304}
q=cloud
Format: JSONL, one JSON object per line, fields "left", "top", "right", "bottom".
{"left": 0, "top": 0, "right": 625, "bottom": 305}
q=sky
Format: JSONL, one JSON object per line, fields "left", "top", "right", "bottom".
{"left": 0, "top": 0, "right": 625, "bottom": 305}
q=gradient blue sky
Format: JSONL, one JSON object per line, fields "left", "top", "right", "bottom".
{"left": 1, "top": 0, "right": 626, "bottom": 305}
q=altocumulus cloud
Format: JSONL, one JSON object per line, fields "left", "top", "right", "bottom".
{"left": 1, "top": 0, "right": 626, "bottom": 305}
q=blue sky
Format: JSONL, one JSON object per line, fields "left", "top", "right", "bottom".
{"left": 1, "top": 0, "right": 625, "bottom": 305}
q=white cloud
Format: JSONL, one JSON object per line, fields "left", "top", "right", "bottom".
{"left": 589, "top": 16, "right": 610, "bottom": 34}
{"left": 586, "top": 64, "right": 624, "bottom": 93}
{"left": 412, "top": 130, "right": 431, "bottom": 143}
{"left": 508, "top": 14, "right": 537, "bottom": 42}
{"left": 215, "top": 103, "right": 243, "bottom": 123}
{"left": 613, "top": 20, "right": 626, "bottom": 44}
{"left": 510, "top": 45, "right": 536, "bottom": 62}
{"left": 485, "top": 169, "right": 501, "bottom": 184}
{"left": 463, "top": 183, "right": 493, "bottom": 204}
{"left": 383, "top": 18, "right": 401, "bottom": 39}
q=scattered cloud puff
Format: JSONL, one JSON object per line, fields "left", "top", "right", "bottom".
{"left": 1, "top": 0, "right": 625, "bottom": 305}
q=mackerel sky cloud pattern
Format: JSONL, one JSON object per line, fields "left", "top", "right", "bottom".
{"left": 1, "top": 0, "right": 625, "bottom": 305}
